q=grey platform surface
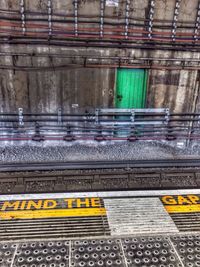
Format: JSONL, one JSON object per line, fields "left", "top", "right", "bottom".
{"left": 1, "top": 190, "right": 200, "bottom": 266}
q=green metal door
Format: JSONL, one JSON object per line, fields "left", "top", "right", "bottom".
{"left": 115, "top": 69, "right": 147, "bottom": 108}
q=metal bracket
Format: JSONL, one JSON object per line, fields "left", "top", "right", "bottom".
{"left": 124, "top": 0, "right": 130, "bottom": 39}
{"left": 18, "top": 108, "right": 24, "bottom": 126}
{"left": 194, "top": 1, "right": 200, "bottom": 41}
{"left": 100, "top": 0, "right": 105, "bottom": 37}
{"left": 165, "top": 108, "right": 170, "bottom": 124}
{"left": 74, "top": 0, "right": 78, "bottom": 36}
{"left": 47, "top": 0, "right": 52, "bottom": 37}
{"left": 148, "top": 0, "right": 155, "bottom": 39}
{"left": 57, "top": 108, "right": 62, "bottom": 124}
{"left": 172, "top": 0, "right": 181, "bottom": 41}
{"left": 20, "top": 0, "right": 26, "bottom": 35}
{"left": 130, "top": 109, "right": 135, "bottom": 123}
{"left": 95, "top": 109, "right": 99, "bottom": 124}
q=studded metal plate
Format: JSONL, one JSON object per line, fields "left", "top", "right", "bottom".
{"left": 2, "top": 234, "right": 200, "bottom": 267}
{"left": 170, "top": 235, "right": 200, "bottom": 267}
{"left": 13, "top": 241, "right": 69, "bottom": 267}
{"left": 71, "top": 239, "right": 125, "bottom": 267}
{"left": 121, "top": 236, "right": 182, "bottom": 267}
{"left": 0, "top": 242, "right": 16, "bottom": 267}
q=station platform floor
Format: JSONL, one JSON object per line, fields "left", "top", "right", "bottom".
{"left": 1, "top": 189, "right": 200, "bottom": 267}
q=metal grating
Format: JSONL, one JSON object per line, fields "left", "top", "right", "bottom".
{"left": 0, "top": 216, "right": 110, "bottom": 241}
{"left": 0, "top": 197, "right": 110, "bottom": 240}
{"left": 170, "top": 213, "right": 200, "bottom": 232}
{"left": 71, "top": 239, "right": 125, "bottom": 267}
{"left": 121, "top": 236, "right": 182, "bottom": 266}
{"left": 13, "top": 241, "right": 69, "bottom": 267}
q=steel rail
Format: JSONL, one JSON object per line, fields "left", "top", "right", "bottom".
{"left": 0, "top": 111, "right": 198, "bottom": 116}
{"left": 0, "top": 159, "right": 200, "bottom": 172}
{"left": 0, "top": 118, "right": 197, "bottom": 122}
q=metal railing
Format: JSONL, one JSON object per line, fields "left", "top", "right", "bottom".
{"left": 0, "top": 108, "right": 199, "bottom": 144}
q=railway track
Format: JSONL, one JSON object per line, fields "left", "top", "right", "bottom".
{"left": 0, "top": 159, "right": 200, "bottom": 194}
{"left": 1, "top": 158, "right": 200, "bottom": 172}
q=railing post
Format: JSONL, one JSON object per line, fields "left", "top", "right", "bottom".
{"left": 95, "top": 109, "right": 99, "bottom": 124}
{"left": 18, "top": 108, "right": 24, "bottom": 127}
{"left": 57, "top": 108, "right": 62, "bottom": 125}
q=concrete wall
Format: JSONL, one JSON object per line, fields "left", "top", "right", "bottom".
{"left": 0, "top": 0, "right": 200, "bottom": 113}
{"left": 0, "top": 45, "right": 199, "bottom": 113}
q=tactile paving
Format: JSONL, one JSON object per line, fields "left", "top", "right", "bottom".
{"left": 121, "top": 236, "right": 182, "bottom": 266}
{"left": 170, "top": 235, "right": 200, "bottom": 267}
{"left": 0, "top": 242, "right": 16, "bottom": 267}
{"left": 13, "top": 240, "right": 69, "bottom": 267}
{"left": 71, "top": 239, "right": 125, "bottom": 267}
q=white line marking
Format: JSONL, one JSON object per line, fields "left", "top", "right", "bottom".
{"left": 168, "top": 238, "right": 185, "bottom": 267}
{"left": 10, "top": 243, "right": 18, "bottom": 267}
{"left": 119, "top": 239, "right": 128, "bottom": 267}
{"left": 1, "top": 189, "right": 200, "bottom": 200}
{"left": 69, "top": 240, "right": 71, "bottom": 267}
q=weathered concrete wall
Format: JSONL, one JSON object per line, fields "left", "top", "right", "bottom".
{"left": 147, "top": 69, "right": 198, "bottom": 112}
{"left": 0, "top": 58, "right": 115, "bottom": 113}
{"left": 0, "top": 0, "right": 200, "bottom": 113}
{"left": 0, "top": 44, "right": 199, "bottom": 113}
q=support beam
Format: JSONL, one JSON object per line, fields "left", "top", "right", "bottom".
{"left": 19, "top": 0, "right": 26, "bottom": 35}
{"left": 194, "top": 1, "right": 200, "bottom": 42}
{"left": 172, "top": 0, "right": 181, "bottom": 41}
{"left": 148, "top": 0, "right": 155, "bottom": 39}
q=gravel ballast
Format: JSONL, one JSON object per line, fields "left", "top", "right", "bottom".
{"left": 0, "top": 140, "right": 198, "bottom": 163}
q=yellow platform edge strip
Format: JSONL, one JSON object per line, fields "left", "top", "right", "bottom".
{"left": 165, "top": 204, "right": 200, "bottom": 213}
{"left": 0, "top": 208, "right": 107, "bottom": 220}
